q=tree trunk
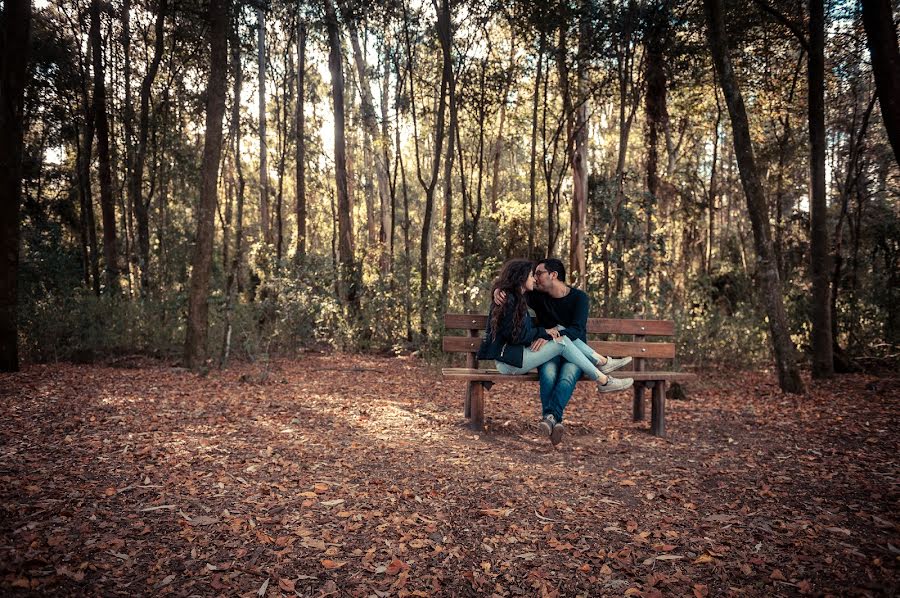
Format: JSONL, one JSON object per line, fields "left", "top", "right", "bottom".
{"left": 438, "top": 0, "right": 457, "bottom": 314}
{"left": 342, "top": 2, "right": 392, "bottom": 261}
{"left": 257, "top": 7, "right": 271, "bottom": 245}
{"left": 570, "top": 0, "right": 589, "bottom": 285}
{"left": 644, "top": 12, "right": 668, "bottom": 301}
{"left": 808, "top": 0, "right": 833, "bottom": 377}
{"left": 222, "top": 12, "right": 245, "bottom": 367}
{"left": 489, "top": 34, "right": 516, "bottom": 216}
{"left": 704, "top": 0, "right": 805, "bottom": 394}
{"left": 295, "top": 19, "right": 307, "bottom": 260}
{"left": 184, "top": 0, "right": 228, "bottom": 370}
{"left": 402, "top": 0, "right": 448, "bottom": 337}
{"left": 860, "top": 0, "right": 900, "bottom": 166}
{"left": 0, "top": 0, "right": 30, "bottom": 371}
{"left": 90, "top": 0, "right": 120, "bottom": 292}
{"left": 77, "top": 52, "right": 102, "bottom": 297}
{"left": 528, "top": 30, "right": 545, "bottom": 258}
{"left": 707, "top": 93, "right": 721, "bottom": 276}
{"left": 130, "top": 0, "right": 168, "bottom": 297}
{"left": 324, "top": 0, "right": 357, "bottom": 308}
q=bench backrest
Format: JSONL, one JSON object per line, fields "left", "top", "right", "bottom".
{"left": 443, "top": 313, "right": 676, "bottom": 371}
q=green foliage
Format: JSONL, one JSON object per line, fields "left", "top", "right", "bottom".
{"left": 674, "top": 271, "right": 771, "bottom": 367}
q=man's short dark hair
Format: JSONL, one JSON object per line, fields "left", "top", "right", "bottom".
{"left": 538, "top": 258, "right": 566, "bottom": 283}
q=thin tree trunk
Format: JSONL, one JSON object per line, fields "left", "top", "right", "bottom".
{"left": 0, "top": 0, "right": 30, "bottom": 371}
{"left": 860, "top": 0, "right": 900, "bottom": 166}
{"left": 342, "top": 2, "right": 392, "bottom": 259}
{"left": 403, "top": 0, "right": 448, "bottom": 337}
{"left": 324, "top": 0, "right": 357, "bottom": 308}
{"left": 130, "top": 0, "right": 167, "bottom": 296}
{"left": 295, "top": 19, "right": 307, "bottom": 260}
{"left": 489, "top": 33, "right": 516, "bottom": 215}
{"left": 90, "top": 0, "right": 119, "bottom": 292}
{"left": 380, "top": 32, "right": 393, "bottom": 270}
{"left": 644, "top": 12, "right": 668, "bottom": 301}
{"left": 257, "top": 6, "right": 271, "bottom": 245}
{"left": 808, "top": 0, "right": 833, "bottom": 377}
{"left": 704, "top": 0, "right": 805, "bottom": 394}
{"left": 438, "top": 0, "right": 457, "bottom": 314}
{"left": 570, "top": 0, "right": 589, "bottom": 285}
{"left": 185, "top": 0, "right": 228, "bottom": 370}
{"left": 707, "top": 91, "right": 721, "bottom": 276}
{"left": 528, "top": 30, "right": 545, "bottom": 258}
{"left": 222, "top": 11, "right": 245, "bottom": 367}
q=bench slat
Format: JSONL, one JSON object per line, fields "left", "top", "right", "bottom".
{"left": 442, "top": 337, "right": 676, "bottom": 359}
{"left": 442, "top": 368, "right": 696, "bottom": 383}
{"left": 444, "top": 314, "right": 674, "bottom": 336}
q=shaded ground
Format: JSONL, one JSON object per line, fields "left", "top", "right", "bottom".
{"left": 1, "top": 355, "right": 898, "bottom": 597}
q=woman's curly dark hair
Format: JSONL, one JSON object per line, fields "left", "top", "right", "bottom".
{"left": 489, "top": 259, "right": 534, "bottom": 341}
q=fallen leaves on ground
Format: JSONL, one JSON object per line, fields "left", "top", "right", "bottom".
{"left": 0, "top": 356, "right": 898, "bottom": 596}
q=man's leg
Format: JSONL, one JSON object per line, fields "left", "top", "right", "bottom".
{"left": 547, "top": 360, "right": 582, "bottom": 423}
{"left": 538, "top": 356, "right": 562, "bottom": 418}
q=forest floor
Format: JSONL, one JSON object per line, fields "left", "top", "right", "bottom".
{"left": 1, "top": 355, "right": 898, "bottom": 597}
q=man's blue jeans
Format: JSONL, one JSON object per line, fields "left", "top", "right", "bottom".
{"left": 539, "top": 356, "right": 583, "bottom": 422}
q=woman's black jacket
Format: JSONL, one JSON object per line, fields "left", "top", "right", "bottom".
{"left": 476, "top": 294, "right": 552, "bottom": 368}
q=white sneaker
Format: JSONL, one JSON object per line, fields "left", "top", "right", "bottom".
{"left": 597, "top": 376, "right": 634, "bottom": 394}
{"left": 600, "top": 356, "right": 632, "bottom": 374}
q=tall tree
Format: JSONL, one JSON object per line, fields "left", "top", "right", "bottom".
{"left": 90, "top": 0, "right": 120, "bottom": 292}
{"left": 0, "top": 0, "right": 31, "bottom": 372}
{"left": 808, "top": 0, "right": 832, "bottom": 377}
{"left": 295, "top": 16, "right": 307, "bottom": 260}
{"left": 704, "top": 0, "right": 805, "bottom": 394}
{"left": 324, "top": 0, "right": 357, "bottom": 308}
{"left": 438, "top": 0, "right": 457, "bottom": 314}
{"left": 257, "top": 5, "right": 271, "bottom": 245}
{"left": 341, "top": 1, "right": 392, "bottom": 262}
{"left": 129, "top": 0, "right": 168, "bottom": 296}
{"left": 184, "top": 0, "right": 228, "bottom": 370}
{"left": 528, "top": 29, "right": 546, "bottom": 258}
{"left": 860, "top": 0, "right": 900, "bottom": 167}
{"left": 403, "top": 0, "right": 449, "bottom": 336}
{"left": 643, "top": 1, "right": 669, "bottom": 303}
{"left": 569, "top": 0, "right": 589, "bottom": 284}
{"left": 222, "top": 7, "right": 246, "bottom": 366}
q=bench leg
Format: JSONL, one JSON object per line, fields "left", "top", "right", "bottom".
{"left": 469, "top": 382, "right": 485, "bottom": 430}
{"left": 632, "top": 383, "right": 645, "bottom": 421}
{"left": 651, "top": 381, "right": 666, "bottom": 437}
{"left": 464, "top": 382, "right": 473, "bottom": 418}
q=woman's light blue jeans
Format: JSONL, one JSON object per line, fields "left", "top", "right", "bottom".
{"left": 495, "top": 337, "right": 600, "bottom": 380}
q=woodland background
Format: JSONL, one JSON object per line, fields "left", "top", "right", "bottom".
{"left": 1, "top": 0, "right": 899, "bottom": 385}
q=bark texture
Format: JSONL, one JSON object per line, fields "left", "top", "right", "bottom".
{"left": 90, "top": 0, "right": 120, "bottom": 292}
{"left": 184, "top": 0, "right": 228, "bottom": 370}
{"left": 704, "top": 0, "right": 805, "bottom": 394}
{"left": 808, "top": 0, "right": 833, "bottom": 377}
{"left": 324, "top": 0, "right": 357, "bottom": 308}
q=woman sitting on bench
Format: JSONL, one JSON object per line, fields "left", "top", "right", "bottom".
{"left": 476, "top": 259, "right": 634, "bottom": 402}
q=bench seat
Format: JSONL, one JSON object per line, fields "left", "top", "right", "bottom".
{"left": 442, "top": 368, "right": 697, "bottom": 384}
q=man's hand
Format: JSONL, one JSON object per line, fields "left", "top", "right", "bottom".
{"left": 493, "top": 289, "right": 508, "bottom": 305}
{"left": 546, "top": 328, "right": 560, "bottom": 339}
{"left": 530, "top": 338, "right": 548, "bottom": 351}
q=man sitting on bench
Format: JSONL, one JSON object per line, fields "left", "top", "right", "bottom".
{"left": 496, "top": 258, "right": 633, "bottom": 445}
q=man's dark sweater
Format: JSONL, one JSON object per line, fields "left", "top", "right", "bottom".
{"left": 526, "top": 287, "right": 590, "bottom": 342}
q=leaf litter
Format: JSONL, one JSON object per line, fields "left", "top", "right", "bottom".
{"left": 0, "top": 357, "right": 897, "bottom": 596}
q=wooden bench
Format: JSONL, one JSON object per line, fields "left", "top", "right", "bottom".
{"left": 442, "top": 314, "right": 696, "bottom": 437}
